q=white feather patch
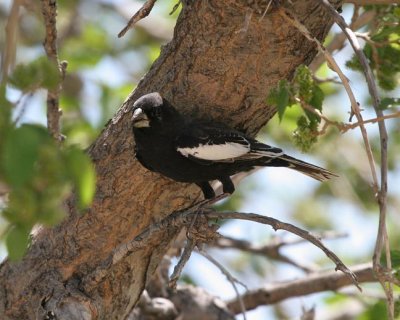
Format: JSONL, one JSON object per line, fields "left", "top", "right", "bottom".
{"left": 178, "top": 142, "right": 250, "bottom": 160}
{"left": 251, "top": 149, "right": 284, "bottom": 158}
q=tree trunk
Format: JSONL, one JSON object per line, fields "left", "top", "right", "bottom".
{"left": 0, "top": 1, "right": 340, "bottom": 319}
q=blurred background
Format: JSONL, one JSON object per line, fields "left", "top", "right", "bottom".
{"left": 1, "top": 1, "right": 399, "bottom": 319}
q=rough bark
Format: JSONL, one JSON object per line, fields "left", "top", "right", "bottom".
{"left": 0, "top": 1, "right": 340, "bottom": 319}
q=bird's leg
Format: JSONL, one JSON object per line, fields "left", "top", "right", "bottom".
{"left": 181, "top": 193, "right": 229, "bottom": 213}
{"left": 187, "top": 179, "right": 231, "bottom": 211}
{"left": 185, "top": 192, "right": 229, "bottom": 237}
{"left": 219, "top": 177, "right": 235, "bottom": 195}
{"left": 195, "top": 181, "right": 215, "bottom": 199}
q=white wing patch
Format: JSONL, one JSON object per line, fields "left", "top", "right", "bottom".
{"left": 250, "top": 149, "right": 284, "bottom": 158}
{"left": 178, "top": 142, "right": 250, "bottom": 161}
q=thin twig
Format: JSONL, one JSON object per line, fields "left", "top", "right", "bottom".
{"left": 2, "top": 0, "right": 21, "bottom": 83}
{"left": 205, "top": 209, "right": 361, "bottom": 291}
{"left": 13, "top": 92, "right": 34, "bottom": 125}
{"left": 298, "top": 99, "right": 400, "bottom": 135}
{"left": 118, "top": 0, "right": 157, "bottom": 38}
{"left": 309, "top": 10, "right": 375, "bottom": 72}
{"left": 169, "top": 0, "right": 181, "bottom": 15}
{"left": 169, "top": 238, "right": 196, "bottom": 289}
{"left": 82, "top": 201, "right": 219, "bottom": 291}
{"left": 235, "top": 8, "right": 253, "bottom": 34}
{"left": 199, "top": 249, "right": 247, "bottom": 320}
{"left": 213, "top": 231, "right": 348, "bottom": 273}
{"left": 41, "top": 0, "right": 65, "bottom": 142}
{"left": 278, "top": 8, "right": 379, "bottom": 194}
{"left": 312, "top": 75, "right": 342, "bottom": 85}
{"left": 213, "top": 236, "right": 318, "bottom": 272}
{"left": 318, "top": 2, "right": 391, "bottom": 318}
{"left": 83, "top": 206, "right": 360, "bottom": 292}
{"left": 227, "top": 263, "right": 374, "bottom": 315}
{"left": 259, "top": 0, "right": 273, "bottom": 22}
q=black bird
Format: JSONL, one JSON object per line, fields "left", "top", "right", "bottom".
{"left": 132, "top": 92, "right": 337, "bottom": 199}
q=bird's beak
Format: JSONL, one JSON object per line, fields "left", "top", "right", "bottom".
{"left": 132, "top": 108, "right": 149, "bottom": 128}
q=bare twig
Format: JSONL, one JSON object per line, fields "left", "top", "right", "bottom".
{"left": 2, "top": 0, "right": 22, "bottom": 83}
{"left": 309, "top": 10, "right": 375, "bottom": 72}
{"left": 236, "top": 8, "right": 253, "bottom": 34}
{"left": 83, "top": 206, "right": 360, "bottom": 292}
{"left": 212, "top": 231, "right": 348, "bottom": 273}
{"left": 259, "top": 0, "right": 273, "bottom": 21}
{"left": 169, "top": 238, "right": 196, "bottom": 289}
{"left": 317, "top": 2, "right": 391, "bottom": 317}
{"left": 213, "top": 235, "right": 317, "bottom": 272}
{"left": 118, "top": 0, "right": 157, "bottom": 38}
{"left": 13, "top": 92, "right": 34, "bottom": 125}
{"left": 227, "top": 263, "right": 375, "bottom": 314}
{"left": 82, "top": 203, "right": 218, "bottom": 291}
{"left": 205, "top": 209, "right": 361, "bottom": 291}
{"left": 41, "top": 0, "right": 65, "bottom": 142}
{"left": 279, "top": 8, "right": 379, "bottom": 195}
{"left": 169, "top": 0, "right": 181, "bottom": 15}
{"left": 312, "top": 75, "right": 342, "bottom": 84}
{"left": 298, "top": 98, "right": 400, "bottom": 135}
{"left": 199, "top": 249, "right": 247, "bottom": 320}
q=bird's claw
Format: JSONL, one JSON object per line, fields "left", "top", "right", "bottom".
{"left": 177, "top": 193, "right": 229, "bottom": 215}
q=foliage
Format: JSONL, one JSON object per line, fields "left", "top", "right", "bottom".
{"left": 346, "top": 5, "right": 400, "bottom": 91}
{"left": 1, "top": 58, "right": 95, "bottom": 260}
{"left": 0, "top": 0, "right": 165, "bottom": 259}
{"left": 267, "top": 65, "right": 324, "bottom": 151}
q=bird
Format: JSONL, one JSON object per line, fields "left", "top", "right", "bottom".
{"left": 131, "top": 92, "right": 337, "bottom": 199}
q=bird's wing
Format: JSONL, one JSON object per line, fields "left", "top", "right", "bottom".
{"left": 175, "top": 122, "right": 283, "bottom": 163}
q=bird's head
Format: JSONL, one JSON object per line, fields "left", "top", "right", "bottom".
{"left": 132, "top": 92, "right": 180, "bottom": 129}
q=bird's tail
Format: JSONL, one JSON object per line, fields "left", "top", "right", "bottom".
{"left": 265, "top": 154, "right": 338, "bottom": 181}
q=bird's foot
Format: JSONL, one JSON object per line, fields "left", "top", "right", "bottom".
{"left": 203, "top": 192, "right": 229, "bottom": 207}
{"left": 177, "top": 193, "right": 229, "bottom": 215}
{"left": 184, "top": 193, "right": 229, "bottom": 238}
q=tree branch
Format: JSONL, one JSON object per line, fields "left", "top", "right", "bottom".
{"left": 279, "top": 5, "right": 380, "bottom": 201}
{"left": 227, "top": 263, "right": 375, "bottom": 314}
{"left": 309, "top": 9, "right": 375, "bottom": 72}
{"left": 118, "top": 0, "right": 158, "bottom": 38}
{"left": 1, "top": 0, "right": 21, "bottom": 83}
{"left": 212, "top": 232, "right": 348, "bottom": 273}
{"left": 41, "top": 0, "right": 65, "bottom": 142}
{"left": 317, "top": 1, "right": 391, "bottom": 317}
{"left": 205, "top": 210, "right": 360, "bottom": 290}
{"left": 84, "top": 205, "right": 360, "bottom": 296}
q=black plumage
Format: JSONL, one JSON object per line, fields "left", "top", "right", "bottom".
{"left": 131, "top": 92, "right": 337, "bottom": 199}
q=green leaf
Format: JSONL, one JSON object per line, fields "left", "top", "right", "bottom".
{"left": 379, "top": 97, "right": 400, "bottom": 109}
{"left": 5, "top": 190, "right": 38, "bottom": 225}
{"left": 309, "top": 85, "right": 324, "bottom": 111}
{"left": 305, "top": 85, "right": 324, "bottom": 124}
{"left": 6, "top": 225, "right": 30, "bottom": 261}
{"left": 392, "top": 250, "right": 400, "bottom": 269}
{"left": 381, "top": 249, "right": 400, "bottom": 269}
{"left": 64, "top": 146, "right": 96, "bottom": 208}
{"left": 267, "top": 80, "right": 290, "bottom": 121}
{"left": 2, "top": 125, "right": 50, "bottom": 187}
{"left": 61, "top": 24, "right": 112, "bottom": 71}
{"left": 358, "top": 301, "right": 387, "bottom": 320}
{"left": 294, "top": 65, "right": 314, "bottom": 102}
{"left": 293, "top": 116, "right": 318, "bottom": 152}
{"left": 9, "top": 57, "right": 60, "bottom": 92}
{"left": 0, "top": 85, "right": 12, "bottom": 139}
